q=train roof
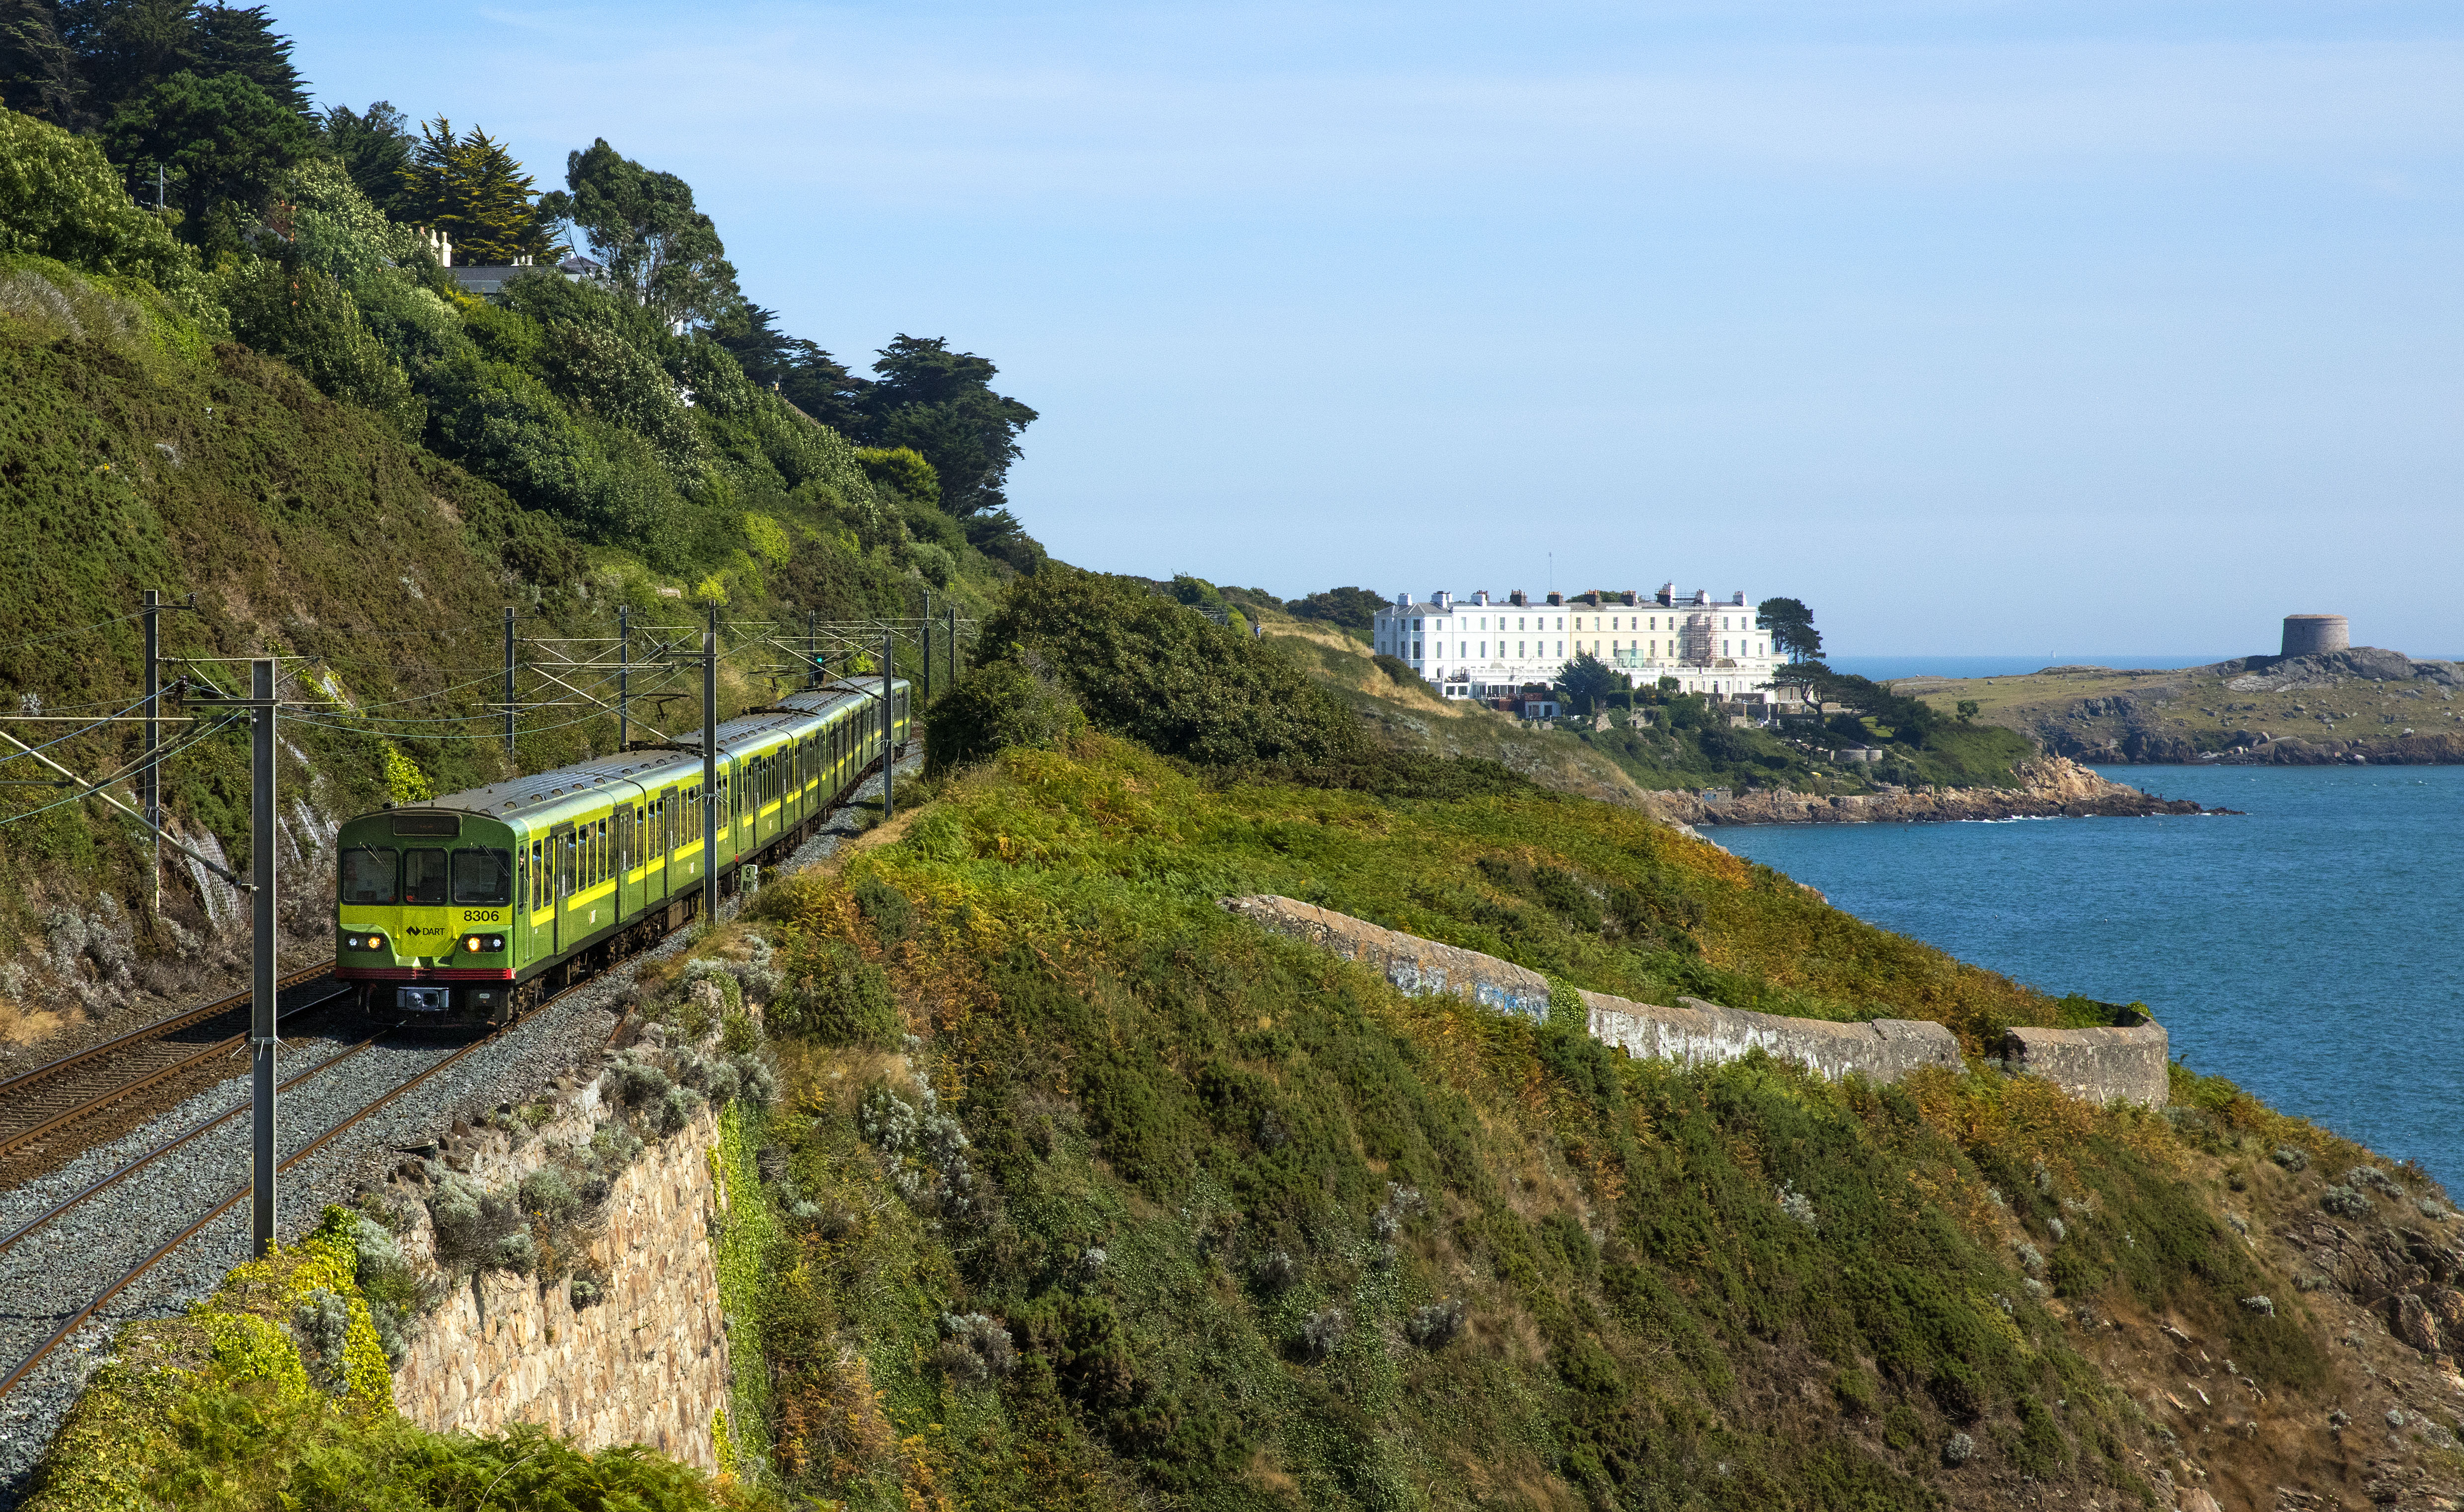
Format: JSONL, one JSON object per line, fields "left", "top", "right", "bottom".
{"left": 374, "top": 678, "right": 907, "bottom": 829}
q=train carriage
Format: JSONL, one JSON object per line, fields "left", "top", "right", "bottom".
{"left": 334, "top": 678, "right": 910, "bottom": 1021}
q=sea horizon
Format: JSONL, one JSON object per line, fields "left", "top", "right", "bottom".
{"left": 1826, "top": 652, "right": 2464, "bottom": 682}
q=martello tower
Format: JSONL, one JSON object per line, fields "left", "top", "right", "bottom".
{"left": 2281, "top": 614, "right": 2349, "bottom": 657}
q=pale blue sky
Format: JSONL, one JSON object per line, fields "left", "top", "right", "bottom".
{"left": 286, "top": 1, "right": 2462, "bottom": 658}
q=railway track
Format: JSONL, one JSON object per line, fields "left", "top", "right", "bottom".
{"left": 0, "top": 1019, "right": 503, "bottom": 1399}
{"left": 0, "top": 884, "right": 714, "bottom": 1410}
{"left": 0, "top": 963, "right": 343, "bottom": 1163}
{"left": 0, "top": 748, "right": 917, "bottom": 1467}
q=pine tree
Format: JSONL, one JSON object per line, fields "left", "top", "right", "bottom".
{"left": 58, "top": 0, "right": 194, "bottom": 116}
{"left": 397, "top": 115, "right": 561, "bottom": 264}
{"left": 52, "top": 0, "right": 306, "bottom": 121}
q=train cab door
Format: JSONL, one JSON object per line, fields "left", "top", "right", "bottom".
{"left": 551, "top": 821, "right": 576, "bottom": 954}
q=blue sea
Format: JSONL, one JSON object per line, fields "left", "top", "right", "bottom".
{"left": 1825, "top": 655, "right": 2234, "bottom": 681}
{"left": 1710, "top": 766, "right": 2464, "bottom": 1190}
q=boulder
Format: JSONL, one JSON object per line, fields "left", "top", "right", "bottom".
{"left": 2429, "top": 1287, "right": 2464, "bottom": 1335}
{"left": 2388, "top": 1291, "right": 2445, "bottom": 1355}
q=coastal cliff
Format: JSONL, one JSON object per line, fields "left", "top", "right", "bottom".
{"left": 1637, "top": 754, "right": 2208, "bottom": 826}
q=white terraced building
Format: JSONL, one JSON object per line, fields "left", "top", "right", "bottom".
{"left": 1368, "top": 584, "right": 1786, "bottom": 702}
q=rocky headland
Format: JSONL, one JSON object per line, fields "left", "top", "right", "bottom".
{"left": 1638, "top": 754, "right": 2216, "bottom": 827}
{"left": 1895, "top": 648, "right": 2464, "bottom": 767}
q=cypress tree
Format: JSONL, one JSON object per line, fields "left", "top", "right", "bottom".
{"left": 0, "top": 0, "right": 85, "bottom": 126}
{"left": 188, "top": 2, "right": 304, "bottom": 113}
{"left": 398, "top": 115, "right": 562, "bottom": 264}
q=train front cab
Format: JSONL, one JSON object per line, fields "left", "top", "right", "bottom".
{"left": 335, "top": 809, "right": 520, "bottom": 1021}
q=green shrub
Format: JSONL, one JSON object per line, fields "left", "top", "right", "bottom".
{"left": 924, "top": 659, "right": 1083, "bottom": 776}
{"left": 0, "top": 105, "right": 217, "bottom": 323}
{"left": 978, "top": 570, "right": 1367, "bottom": 770}
{"left": 771, "top": 939, "right": 900, "bottom": 1047}
{"left": 221, "top": 258, "right": 422, "bottom": 434}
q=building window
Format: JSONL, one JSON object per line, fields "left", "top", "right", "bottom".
{"left": 1413, "top": 641, "right": 1421, "bottom": 658}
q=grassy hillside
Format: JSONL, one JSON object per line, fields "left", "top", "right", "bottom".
{"left": 693, "top": 734, "right": 2412, "bottom": 1511}
{"left": 30, "top": 588, "right": 2464, "bottom": 1511}
{"left": 33, "top": 735, "right": 2461, "bottom": 1511}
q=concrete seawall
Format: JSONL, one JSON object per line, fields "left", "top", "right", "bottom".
{"left": 1222, "top": 894, "right": 2168, "bottom": 1108}
{"left": 2002, "top": 1024, "right": 2170, "bottom": 1110}
{"left": 1582, "top": 991, "right": 1962, "bottom": 1085}
{"left": 1218, "top": 895, "right": 1553, "bottom": 1024}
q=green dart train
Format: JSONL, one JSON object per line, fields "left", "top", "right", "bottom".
{"left": 331, "top": 678, "right": 910, "bottom": 1021}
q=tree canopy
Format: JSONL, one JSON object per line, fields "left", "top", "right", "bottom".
{"left": 859, "top": 335, "right": 1036, "bottom": 520}
{"left": 1556, "top": 648, "right": 1623, "bottom": 711}
{"left": 0, "top": 0, "right": 82, "bottom": 124}
{"left": 1756, "top": 596, "right": 1822, "bottom": 661}
{"left": 714, "top": 305, "right": 872, "bottom": 432}
{"left": 320, "top": 99, "right": 410, "bottom": 218}
{"left": 100, "top": 68, "right": 312, "bottom": 249}
{"left": 541, "top": 137, "right": 739, "bottom": 327}
{"left": 397, "top": 115, "right": 561, "bottom": 264}
{"left": 49, "top": 0, "right": 305, "bottom": 125}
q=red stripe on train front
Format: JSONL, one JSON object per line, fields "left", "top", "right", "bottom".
{"left": 336, "top": 967, "right": 516, "bottom": 982}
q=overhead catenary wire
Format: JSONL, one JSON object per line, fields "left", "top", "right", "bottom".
{"left": 0, "top": 715, "right": 244, "bottom": 830}
{"left": 0, "top": 691, "right": 158, "bottom": 767}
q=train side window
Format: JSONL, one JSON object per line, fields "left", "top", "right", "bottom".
{"left": 403, "top": 847, "right": 449, "bottom": 905}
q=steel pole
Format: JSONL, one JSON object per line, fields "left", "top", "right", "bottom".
{"left": 922, "top": 616, "right": 933, "bottom": 706}
{"left": 702, "top": 603, "right": 719, "bottom": 924}
{"left": 143, "top": 589, "right": 159, "bottom": 914}
{"left": 805, "top": 607, "right": 817, "bottom": 690}
{"left": 501, "top": 606, "right": 516, "bottom": 762}
{"left": 881, "top": 629, "right": 894, "bottom": 824}
{"left": 947, "top": 605, "right": 958, "bottom": 689}
{"left": 250, "top": 658, "right": 277, "bottom": 1258}
{"left": 617, "top": 604, "right": 629, "bottom": 751}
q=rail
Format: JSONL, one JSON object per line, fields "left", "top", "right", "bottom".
{"left": 0, "top": 963, "right": 341, "bottom": 1161}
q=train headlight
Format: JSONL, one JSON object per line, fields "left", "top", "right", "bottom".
{"left": 460, "top": 934, "right": 505, "bottom": 954}
{"left": 344, "top": 933, "right": 386, "bottom": 952}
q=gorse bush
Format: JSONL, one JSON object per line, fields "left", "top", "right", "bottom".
{"left": 923, "top": 659, "right": 1084, "bottom": 777}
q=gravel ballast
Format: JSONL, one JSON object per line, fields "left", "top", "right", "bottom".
{"left": 0, "top": 751, "right": 919, "bottom": 1501}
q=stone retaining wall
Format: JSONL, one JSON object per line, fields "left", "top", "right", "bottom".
{"left": 380, "top": 1017, "right": 739, "bottom": 1470}
{"left": 1222, "top": 894, "right": 2168, "bottom": 1107}
{"left": 389, "top": 1102, "right": 731, "bottom": 1468}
